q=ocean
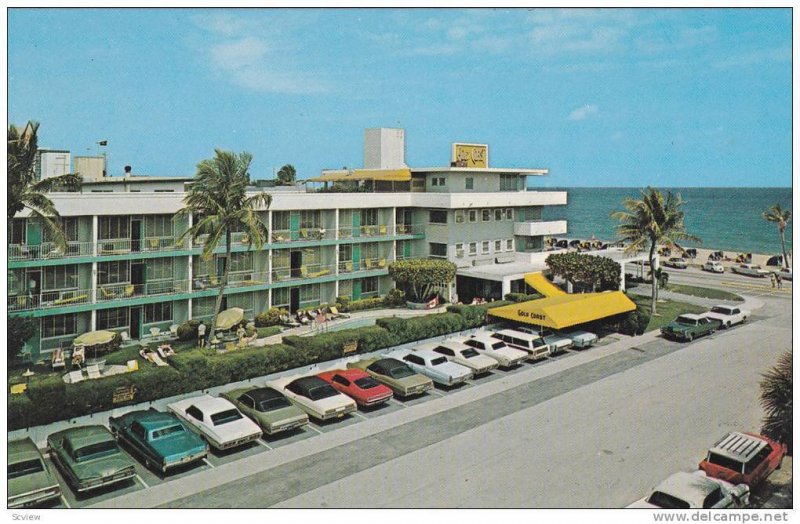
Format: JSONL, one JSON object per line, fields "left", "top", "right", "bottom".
{"left": 537, "top": 187, "right": 793, "bottom": 256}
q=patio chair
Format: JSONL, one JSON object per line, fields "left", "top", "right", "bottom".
{"left": 329, "top": 306, "right": 350, "bottom": 319}
{"left": 150, "top": 327, "right": 161, "bottom": 339}
{"left": 365, "top": 259, "right": 375, "bottom": 269}
{"left": 124, "top": 284, "right": 135, "bottom": 297}
{"left": 169, "top": 324, "right": 179, "bottom": 337}
{"left": 299, "top": 228, "right": 310, "bottom": 240}
{"left": 149, "top": 238, "right": 160, "bottom": 250}
{"left": 52, "top": 348, "right": 66, "bottom": 370}
{"left": 100, "top": 287, "right": 116, "bottom": 300}
{"left": 344, "top": 261, "right": 353, "bottom": 272}
{"left": 71, "top": 345, "right": 85, "bottom": 367}
{"left": 300, "top": 265, "right": 310, "bottom": 278}
{"left": 379, "top": 225, "right": 387, "bottom": 235}
{"left": 378, "top": 257, "right": 387, "bottom": 268}
{"left": 120, "top": 331, "right": 131, "bottom": 344}
{"left": 86, "top": 364, "right": 102, "bottom": 380}
{"left": 280, "top": 314, "right": 301, "bottom": 327}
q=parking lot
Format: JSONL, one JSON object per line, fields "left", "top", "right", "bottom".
{"left": 35, "top": 320, "right": 756, "bottom": 510}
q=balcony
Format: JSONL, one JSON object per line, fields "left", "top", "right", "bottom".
{"left": 97, "top": 280, "right": 190, "bottom": 301}
{"left": 98, "top": 237, "right": 186, "bottom": 255}
{"left": 192, "top": 272, "right": 270, "bottom": 290}
{"left": 272, "top": 263, "right": 337, "bottom": 283}
{"left": 9, "top": 241, "right": 93, "bottom": 262}
{"left": 9, "top": 288, "right": 92, "bottom": 312}
{"left": 338, "top": 224, "right": 424, "bottom": 239}
{"left": 337, "top": 257, "right": 390, "bottom": 274}
{"left": 271, "top": 228, "right": 335, "bottom": 244}
{"left": 513, "top": 220, "right": 567, "bottom": 237}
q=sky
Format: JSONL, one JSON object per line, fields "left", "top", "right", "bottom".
{"left": 7, "top": 7, "right": 793, "bottom": 187}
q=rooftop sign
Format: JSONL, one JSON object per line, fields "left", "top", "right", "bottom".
{"left": 451, "top": 143, "right": 488, "bottom": 168}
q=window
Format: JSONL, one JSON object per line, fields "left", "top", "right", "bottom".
{"left": 43, "top": 217, "right": 78, "bottom": 243}
{"left": 99, "top": 216, "right": 129, "bottom": 239}
{"left": 429, "top": 210, "right": 448, "bottom": 224}
{"left": 708, "top": 453, "right": 745, "bottom": 474}
{"left": 227, "top": 293, "right": 254, "bottom": 314}
{"left": 482, "top": 209, "right": 491, "bottom": 222}
{"left": 495, "top": 240, "right": 502, "bottom": 252}
{"left": 494, "top": 209, "right": 503, "bottom": 221}
{"left": 468, "top": 210, "right": 478, "bottom": 223}
{"left": 482, "top": 241, "right": 490, "bottom": 254}
{"left": 154, "top": 189, "right": 175, "bottom": 193}
{"left": 505, "top": 208, "right": 514, "bottom": 220}
{"left": 272, "top": 249, "right": 290, "bottom": 270}
{"left": 272, "top": 211, "right": 290, "bottom": 231}
{"left": 362, "top": 277, "right": 378, "bottom": 294}
{"left": 272, "top": 288, "right": 290, "bottom": 308}
{"left": 455, "top": 210, "right": 465, "bottom": 224}
{"left": 360, "top": 209, "right": 377, "bottom": 226}
{"left": 185, "top": 406, "right": 203, "bottom": 421}
{"left": 465, "top": 177, "right": 474, "bottom": 190}
{"left": 239, "top": 395, "right": 255, "bottom": 409}
{"left": 468, "top": 242, "right": 477, "bottom": 256}
{"left": 431, "top": 177, "right": 439, "bottom": 187}
{"left": 439, "top": 177, "right": 446, "bottom": 186}
{"left": 429, "top": 243, "right": 447, "bottom": 258}
{"left": 500, "top": 174, "right": 517, "bottom": 191}
{"left": 145, "top": 215, "right": 173, "bottom": 238}
{"left": 702, "top": 488, "right": 725, "bottom": 509}
{"left": 11, "top": 219, "right": 25, "bottom": 244}
{"left": 332, "top": 375, "right": 350, "bottom": 386}
{"left": 146, "top": 258, "right": 174, "bottom": 281}
{"left": 455, "top": 243, "right": 464, "bottom": 258}
{"left": 506, "top": 239, "right": 514, "bottom": 251}
{"left": 97, "top": 307, "right": 129, "bottom": 330}
{"left": 404, "top": 354, "right": 424, "bottom": 365}
{"left": 228, "top": 252, "right": 253, "bottom": 274}
{"left": 131, "top": 422, "right": 147, "bottom": 440}
{"left": 43, "top": 265, "right": 78, "bottom": 290}
{"left": 144, "top": 302, "right": 172, "bottom": 324}
{"left": 745, "top": 445, "right": 774, "bottom": 474}
{"left": 300, "top": 210, "right": 320, "bottom": 229}
{"left": 41, "top": 314, "right": 78, "bottom": 339}
{"left": 299, "top": 283, "right": 320, "bottom": 303}
{"left": 98, "top": 261, "right": 129, "bottom": 285}
{"left": 434, "top": 347, "right": 454, "bottom": 357}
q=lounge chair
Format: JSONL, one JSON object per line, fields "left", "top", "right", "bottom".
{"left": 127, "top": 360, "right": 139, "bottom": 372}
{"left": 66, "top": 370, "right": 84, "bottom": 384}
{"left": 10, "top": 383, "right": 27, "bottom": 395}
{"left": 100, "top": 287, "right": 116, "bottom": 300}
{"left": 156, "top": 344, "right": 175, "bottom": 359}
{"left": 329, "top": 306, "right": 350, "bottom": 319}
{"left": 139, "top": 347, "right": 168, "bottom": 367}
{"left": 86, "top": 364, "right": 102, "bottom": 380}
{"left": 71, "top": 346, "right": 85, "bottom": 367}
{"left": 52, "top": 348, "right": 65, "bottom": 370}
{"left": 280, "top": 314, "right": 301, "bottom": 327}
{"left": 296, "top": 313, "right": 311, "bottom": 325}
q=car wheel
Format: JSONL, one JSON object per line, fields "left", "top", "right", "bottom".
{"left": 726, "top": 322, "right": 731, "bottom": 328}
{"left": 686, "top": 333, "right": 693, "bottom": 342}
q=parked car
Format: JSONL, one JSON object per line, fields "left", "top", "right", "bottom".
{"left": 660, "top": 314, "right": 721, "bottom": 342}
{"left": 490, "top": 329, "right": 551, "bottom": 361}
{"left": 108, "top": 408, "right": 208, "bottom": 473}
{"left": 699, "top": 432, "right": 787, "bottom": 487}
{"left": 418, "top": 340, "right": 499, "bottom": 375}
{"left": 167, "top": 395, "right": 262, "bottom": 451}
{"left": 517, "top": 327, "right": 573, "bottom": 353}
{"left": 627, "top": 471, "right": 749, "bottom": 509}
{"left": 317, "top": 369, "right": 393, "bottom": 408}
{"left": 703, "top": 261, "right": 725, "bottom": 273}
{"left": 453, "top": 333, "right": 528, "bottom": 368}
{"left": 46, "top": 425, "right": 136, "bottom": 493}
{"left": 8, "top": 437, "right": 61, "bottom": 508}
{"left": 703, "top": 304, "right": 750, "bottom": 329}
{"left": 347, "top": 357, "right": 433, "bottom": 397}
{"left": 732, "top": 263, "right": 770, "bottom": 277}
{"left": 221, "top": 386, "right": 309, "bottom": 435}
{"left": 390, "top": 349, "right": 473, "bottom": 386}
{"left": 274, "top": 376, "right": 357, "bottom": 421}
{"left": 555, "top": 329, "right": 598, "bottom": 349}
{"left": 664, "top": 257, "right": 688, "bottom": 269}
{"left": 775, "top": 267, "right": 792, "bottom": 281}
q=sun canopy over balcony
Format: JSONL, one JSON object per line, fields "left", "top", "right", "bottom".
{"left": 488, "top": 291, "right": 636, "bottom": 330}
{"left": 308, "top": 168, "right": 412, "bottom": 183}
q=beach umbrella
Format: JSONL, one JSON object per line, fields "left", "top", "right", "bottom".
{"left": 216, "top": 307, "right": 244, "bottom": 331}
{"left": 74, "top": 329, "right": 117, "bottom": 359}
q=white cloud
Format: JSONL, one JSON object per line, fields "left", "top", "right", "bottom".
{"left": 713, "top": 46, "right": 791, "bottom": 69}
{"left": 568, "top": 104, "right": 599, "bottom": 121}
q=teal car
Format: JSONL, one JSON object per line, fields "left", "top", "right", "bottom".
{"left": 109, "top": 409, "right": 208, "bottom": 473}
{"left": 8, "top": 437, "right": 61, "bottom": 508}
{"left": 47, "top": 425, "right": 136, "bottom": 493}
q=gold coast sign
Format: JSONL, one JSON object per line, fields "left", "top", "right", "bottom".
{"left": 451, "top": 143, "right": 488, "bottom": 168}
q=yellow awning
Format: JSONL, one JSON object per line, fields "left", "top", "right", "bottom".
{"left": 524, "top": 272, "right": 566, "bottom": 297}
{"left": 308, "top": 168, "right": 412, "bottom": 183}
{"left": 488, "top": 291, "right": 636, "bottom": 330}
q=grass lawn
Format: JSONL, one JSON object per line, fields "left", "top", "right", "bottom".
{"left": 664, "top": 283, "right": 744, "bottom": 302}
{"left": 631, "top": 294, "right": 709, "bottom": 332}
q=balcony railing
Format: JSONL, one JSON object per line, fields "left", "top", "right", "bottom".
{"left": 9, "top": 288, "right": 92, "bottom": 312}
{"left": 98, "top": 237, "right": 185, "bottom": 255}
{"left": 192, "top": 272, "right": 269, "bottom": 290}
{"left": 9, "top": 241, "right": 93, "bottom": 262}
{"left": 97, "top": 280, "right": 189, "bottom": 301}
{"left": 338, "top": 257, "right": 389, "bottom": 273}
{"left": 270, "top": 228, "right": 334, "bottom": 243}
{"left": 272, "top": 263, "right": 337, "bottom": 283}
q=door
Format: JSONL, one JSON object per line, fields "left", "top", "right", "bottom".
{"left": 27, "top": 222, "right": 42, "bottom": 257}
{"left": 402, "top": 240, "right": 412, "bottom": 259}
{"left": 290, "top": 288, "right": 300, "bottom": 313}
{"left": 130, "top": 307, "right": 142, "bottom": 339}
{"left": 27, "top": 270, "right": 42, "bottom": 306}
{"left": 353, "top": 279, "right": 362, "bottom": 301}
{"left": 290, "top": 213, "right": 300, "bottom": 241}
{"left": 352, "top": 211, "right": 361, "bottom": 238}
{"left": 290, "top": 250, "right": 303, "bottom": 278}
{"left": 131, "top": 219, "right": 142, "bottom": 252}
{"left": 352, "top": 245, "right": 361, "bottom": 271}
{"left": 131, "top": 263, "right": 145, "bottom": 295}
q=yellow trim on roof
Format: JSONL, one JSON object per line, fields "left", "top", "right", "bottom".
{"left": 309, "top": 168, "right": 412, "bottom": 183}
{"left": 524, "top": 272, "right": 566, "bottom": 297}
{"left": 488, "top": 291, "right": 636, "bottom": 330}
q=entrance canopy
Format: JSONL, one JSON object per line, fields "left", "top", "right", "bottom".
{"left": 488, "top": 291, "right": 636, "bottom": 330}
{"left": 523, "top": 272, "right": 565, "bottom": 297}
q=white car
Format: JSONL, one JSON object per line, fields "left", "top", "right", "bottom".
{"left": 416, "top": 340, "right": 498, "bottom": 375}
{"left": 271, "top": 376, "right": 357, "bottom": 421}
{"left": 703, "top": 304, "right": 750, "bottom": 328}
{"left": 452, "top": 333, "right": 528, "bottom": 368}
{"left": 703, "top": 261, "right": 724, "bottom": 273}
{"left": 627, "top": 471, "right": 749, "bottom": 509}
{"left": 731, "top": 263, "right": 770, "bottom": 277}
{"left": 776, "top": 267, "right": 792, "bottom": 281}
{"left": 519, "top": 326, "right": 573, "bottom": 353}
{"left": 391, "top": 349, "right": 473, "bottom": 386}
{"left": 167, "top": 394, "right": 262, "bottom": 451}
{"left": 556, "top": 329, "right": 598, "bottom": 348}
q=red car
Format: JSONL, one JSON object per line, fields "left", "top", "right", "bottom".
{"left": 317, "top": 369, "right": 393, "bottom": 407}
{"left": 699, "top": 432, "right": 787, "bottom": 487}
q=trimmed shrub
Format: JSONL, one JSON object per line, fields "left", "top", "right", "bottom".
{"left": 384, "top": 288, "right": 406, "bottom": 307}
{"left": 346, "top": 297, "right": 385, "bottom": 312}
{"left": 336, "top": 296, "right": 351, "bottom": 311}
{"left": 447, "top": 300, "right": 513, "bottom": 328}
{"left": 176, "top": 319, "right": 205, "bottom": 342}
{"left": 376, "top": 313, "right": 466, "bottom": 345}
{"left": 255, "top": 308, "right": 286, "bottom": 327}
{"left": 256, "top": 326, "right": 282, "bottom": 338}
{"left": 283, "top": 326, "right": 397, "bottom": 360}
{"left": 503, "top": 293, "right": 542, "bottom": 303}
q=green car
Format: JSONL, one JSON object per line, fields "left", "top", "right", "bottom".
{"left": 347, "top": 357, "right": 433, "bottom": 397}
{"left": 661, "top": 313, "right": 721, "bottom": 342}
{"left": 8, "top": 437, "right": 61, "bottom": 508}
{"left": 108, "top": 409, "right": 208, "bottom": 473}
{"left": 221, "top": 386, "right": 309, "bottom": 435}
{"left": 47, "top": 425, "right": 136, "bottom": 493}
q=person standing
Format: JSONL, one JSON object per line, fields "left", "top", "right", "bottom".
{"left": 776, "top": 274, "right": 783, "bottom": 289}
{"left": 197, "top": 322, "right": 206, "bottom": 348}
{"left": 770, "top": 273, "right": 777, "bottom": 288}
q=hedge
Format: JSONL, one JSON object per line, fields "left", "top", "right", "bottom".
{"left": 376, "top": 313, "right": 466, "bottom": 345}
{"left": 282, "top": 326, "right": 397, "bottom": 360}
{"left": 447, "top": 300, "right": 512, "bottom": 328}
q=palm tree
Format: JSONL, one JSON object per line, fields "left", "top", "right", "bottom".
{"left": 760, "top": 351, "right": 792, "bottom": 454}
{"left": 276, "top": 164, "right": 296, "bottom": 186}
{"left": 175, "top": 150, "right": 271, "bottom": 338}
{"left": 8, "top": 121, "right": 81, "bottom": 250}
{"left": 762, "top": 204, "right": 791, "bottom": 270}
{"left": 612, "top": 187, "right": 700, "bottom": 315}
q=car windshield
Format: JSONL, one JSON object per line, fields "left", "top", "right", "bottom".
{"left": 256, "top": 397, "right": 291, "bottom": 411}
{"left": 210, "top": 409, "right": 243, "bottom": 426}
{"left": 491, "top": 342, "right": 507, "bottom": 350}
{"left": 460, "top": 348, "right": 480, "bottom": 358}
{"left": 646, "top": 491, "right": 690, "bottom": 509}
{"left": 710, "top": 307, "right": 730, "bottom": 315}
{"left": 431, "top": 357, "right": 448, "bottom": 366}
{"left": 307, "top": 385, "right": 340, "bottom": 400}
{"left": 388, "top": 365, "right": 415, "bottom": 379}
{"left": 354, "top": 377, "right": 381, "bottom": 389}
{"left": 151, "top": 424, "right": 185, "bottom": 440}
{"left": 708, "top": 453, "right": 745, "bottom": 473}
{"left": 73, "top": 440, "right": 118, "bottom": 462}
{"left": 8, "top": 459, "right": 44, "bottom": 479}
{"left": 676, "top": 316, "right": 697, "bottom": 325}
